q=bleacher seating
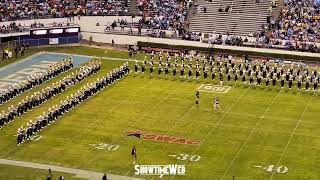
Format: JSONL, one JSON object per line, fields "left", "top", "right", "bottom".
{"left": 189, "top": 0, "right": 271, "bottom": 36}
{"left": 0, "top": 0, "right": 131, "bottom": 22}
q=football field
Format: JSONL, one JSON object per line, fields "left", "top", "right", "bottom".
{"left": 0, "top": 46, "right": 319, "bottom": 180}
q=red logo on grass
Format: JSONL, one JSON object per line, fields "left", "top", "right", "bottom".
{"left": 127, "top": 131, "right": 200, "bottom": 145}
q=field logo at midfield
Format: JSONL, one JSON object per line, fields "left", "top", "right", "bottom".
{"left": 127, "top": 131, "right": 200, "bottom": 145}
{"left": 198, "top": 84, "right": 231, "bottom": 93}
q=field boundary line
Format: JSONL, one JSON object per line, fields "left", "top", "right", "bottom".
{"left": 221, "top": 91, "right": 281, "bottom": 178}
{"left": 269, "top": 97, "right": 312, "bottom": 180}
{"left": 44, "top": 51, "right": 140, "bottom": 62}
{"left": 170, "top": 87, "right": 249, "bottom": 180}
{"left": 0, "top": 158, "right": 143, "bottom": 180}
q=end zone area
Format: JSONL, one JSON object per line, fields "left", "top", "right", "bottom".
{"left": 0, "top": 52, "right": 91, "bottom": 90}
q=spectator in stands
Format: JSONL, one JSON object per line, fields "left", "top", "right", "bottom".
{"left": 0, "top": 0, "right": 130, "bottom": 22}
{"left": 263, "top": 0, "right": 320, "bottom": 52}
{"left": 137, "top": 0, "right": 189, "bottom": 34}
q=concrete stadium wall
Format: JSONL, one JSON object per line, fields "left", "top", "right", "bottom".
{"left": 74, "top": 16, "right": 142, "bottom": 32}
{"left": 81, "top": 32, "right": 320, "bottom": 59}
{"left": 1, "top": 16, "right": 142, "bottom": 29}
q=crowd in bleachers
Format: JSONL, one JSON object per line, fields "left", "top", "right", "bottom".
{"left": 0, "top": 0, "right": 130, "bottom": 22}
{"left": 0, "top": 21, "right": 75, "bottom": 34}
{"left": 256, "top": 0, "right": 320, "bottom": 52}
{"left": 270, "top": 0, "right": 319, "bottom": 43}
{"left": 85, "top": 0, "right": 130, "bottom": 16}
{"left": 1, "top": 0, "right": 318, "bottom": 53}
{"left": 137, "top": 0, "right": 190, "bottom": 32}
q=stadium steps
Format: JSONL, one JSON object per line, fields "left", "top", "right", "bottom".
{"left": 189, "top": 0, "right": 270, "bottom": 36}
{"left": 130, "top": 0, "right": 138, "bottom": 15}
{"left": 270, "top": 0, "right": 283, "bottom": 20}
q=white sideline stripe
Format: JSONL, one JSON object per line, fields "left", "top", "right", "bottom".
{"left": 269, "top": 97, "right": 312, "bottom": 180}
{"left": 0, "top": 159, "right": 143, "bottom": 180}
{"left": 44, "top": 51, "right": 140, "bottom": 62}
{"left": 221, "top": 91, "right": 281, "bottom": 178}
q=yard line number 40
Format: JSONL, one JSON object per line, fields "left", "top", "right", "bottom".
{"left": 255, "top": 165, "right": 288, "bottom": 174}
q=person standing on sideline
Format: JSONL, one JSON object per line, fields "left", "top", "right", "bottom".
{"left": 131, "top": 146, "right": 137, "bottom": 164}
{"left": 102, "top": 173, "right": 108, "bottom": 180}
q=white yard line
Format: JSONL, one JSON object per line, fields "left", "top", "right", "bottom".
{"left": 221, "top": 91, "right": 281, "bottom": 179}
{"left": 123, "top": 81, "right": 187, "bottom": 175}
{"left": 124, "top": 103, "right": 197, "bottom": 176}
{"left": 133, "top": 84, "right": 238, "bottom": 173}
{"left": 0, "top": 159, "right": 143, "bottom": 180}
{"left": 170, "top": 87, "right": 249, "bottom": 180}
{"left": 77, "top": 77, "right": 155, "bottom": 140}
{"left": 126, "top": 81, "right": 186, "bottom": 130}
{"left": 269, "top": 97, "right": 312, "bottom": 180}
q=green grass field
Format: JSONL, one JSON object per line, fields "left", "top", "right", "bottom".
{"left": 0, "top": 46, "right": 319, "bottom": 180}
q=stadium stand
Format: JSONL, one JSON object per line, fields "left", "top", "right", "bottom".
{"left": 270, "top": 0, "right": 319, "bottom": 43}
{"left": 0, "top": 0, "right": 319, "bottom": 52}
{"left": 189, "top": 0, "right": 271, "bottom": 36}
{"left": 0, "top": 0, "right": 131, "bottom": 22}
{"left": 265, "top": 0, "right": 320, "bottom": 52}
{"left": 137, "top": 0, "right": 189, "bottom": 31}
{"left": 0, "top": 21, "right": 77, "bottom": 34}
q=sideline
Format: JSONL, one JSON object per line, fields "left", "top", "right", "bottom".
{"left": 0, "top": 159, "right": 143, "bottom": 180}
